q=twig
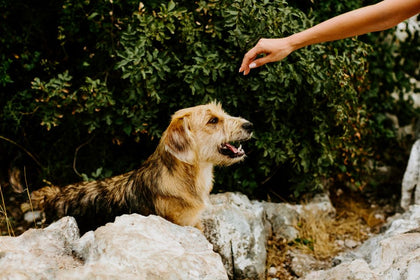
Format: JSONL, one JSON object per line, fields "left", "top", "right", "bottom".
{"left": 23, "top": 166, "right": 37, "bottom": 229}
{"left": 261, "top": 166, "right": 281, "bottom": 185}
{"left": 73, "top": 136, "right": 95, "bottom": 178}
{"left": 0, "top": 135, "right": 42, "bottom": 168}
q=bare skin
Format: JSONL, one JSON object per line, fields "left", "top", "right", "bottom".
{"left": 239, "top": 0, "right": 420, "bottom": 75}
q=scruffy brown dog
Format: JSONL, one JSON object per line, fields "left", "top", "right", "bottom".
{"left": 31, "top": 103, "right": 253, "bottom": 233}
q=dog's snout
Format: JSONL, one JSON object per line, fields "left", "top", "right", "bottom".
{"left": 242, "top": 122, "right": 253, "bottom": 133}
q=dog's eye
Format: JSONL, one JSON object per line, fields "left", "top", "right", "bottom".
{"left": 208, "top": 117, "right": 219, "bottom": 124}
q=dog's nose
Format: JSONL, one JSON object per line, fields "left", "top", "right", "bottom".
{"left": 242, "top": 122, "right": 253, "bottom": 133}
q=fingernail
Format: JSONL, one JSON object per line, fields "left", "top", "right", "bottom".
{"left": 249, "top": 62, "right": 256, "bottom": 68}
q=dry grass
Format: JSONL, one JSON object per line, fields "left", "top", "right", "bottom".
{"left": 266, "top": 237, "right": 296, "bottom": 279}
{"left": 266, "top": 192, "right": 385, "bottom": 279}
{"left": 0, "top": 136, "right": 41, "bottom": 236}
{"left": 0, "top": 168, "right": 37, "bottom": 236}
{"left": 295, "top": 207, "right": 370, "bottom": 260}
{"left": 0, "top": 184, "right": 15, "bottom": 236}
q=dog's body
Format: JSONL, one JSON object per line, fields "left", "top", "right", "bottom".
{"left": 32, "top": 103, "right": 253, "bottom": 233}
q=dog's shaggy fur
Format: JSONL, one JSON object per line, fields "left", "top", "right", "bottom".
{"left": 31, "top": 103, "right": 253, "bottom": 233}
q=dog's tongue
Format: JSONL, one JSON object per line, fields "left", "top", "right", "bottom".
{"left": 220, "top": 143, "right": 245, "bottom": 158}
{"left": 225, "top": 143, "right": 238, "bottom": 153}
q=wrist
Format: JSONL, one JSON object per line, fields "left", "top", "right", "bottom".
{"left": 287, "top": 32, "right": 309, "bottom": 52}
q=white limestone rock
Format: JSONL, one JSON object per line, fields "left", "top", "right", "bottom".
{"left": 303, "top": 259, "right": 378, "bottom": 280}
{"left": 0, "top": 217, "right": 81, "bottom": 279}
{"left": 401, "top": 139, "right": 420, "bottom": 210}
{"left": 0, "top": 214, "right": 228, "bottom": 280}
{"left": 63, "top": 214, "right": 228, "bottom": 280}
{"left": 202, "top": 192, "right": 267, "bottom": 280}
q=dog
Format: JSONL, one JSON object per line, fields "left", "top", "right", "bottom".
{"left": 31, "top": 102, "right": 253, "bottom": 233}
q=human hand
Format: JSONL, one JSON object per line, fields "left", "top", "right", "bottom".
{"left": 239, "top": 37, "right": 295, "bottom": 75}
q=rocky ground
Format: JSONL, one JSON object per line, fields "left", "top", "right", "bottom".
{"left": 1, "top": 184, "right": 403, "bottom": 279}
{"left": 3, "top": 200, "right": 418, "bottom": 280}
{"left": 264, "top": 188, "right": 400, "bottom": 279}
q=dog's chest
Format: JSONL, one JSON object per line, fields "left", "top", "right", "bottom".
{"left": 196, "top": 163, "right": 214, "bottom": 194}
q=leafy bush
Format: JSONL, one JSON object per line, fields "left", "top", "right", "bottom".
{"left": 0, "top": 0, "right": 417, "bottom": 199}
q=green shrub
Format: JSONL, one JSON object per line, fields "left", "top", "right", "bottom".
{"left": 0, "top": 0, "right": 417, "bottom": 199}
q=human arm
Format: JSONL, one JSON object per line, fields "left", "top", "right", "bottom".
{"left": 239, "top": 0, "right": 420, "bottom": 75}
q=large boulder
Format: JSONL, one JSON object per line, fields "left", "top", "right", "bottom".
{"left": 263, "top": 202, "right": 300, "bottom": 241}
{"left": 0, "top": 216, "right": 81, "bottom": 279}
{"left": 0, "top": 214, "right": 228, "bottom": 280}
{"left": 202, "top": 192, "right": 267, "bottom": 280}
{"left": 401, "top": 139, "right": 420, "bottom": 210}
{"left": 67, "top": 214, "right": 228, "bottom": 280}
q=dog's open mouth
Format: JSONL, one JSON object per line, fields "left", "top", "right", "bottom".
{"left": 219, "top": 142, "right": 246, "bottom": 158}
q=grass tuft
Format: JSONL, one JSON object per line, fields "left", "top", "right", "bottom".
{"left": 266, "top": 192, "right": 384, "bottom": 279}
{"left": 0, "top": 184, "right": 15, "bottom": 236}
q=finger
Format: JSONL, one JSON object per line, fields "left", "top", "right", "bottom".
{"left": 241, "top": 54, "right": 276, "bottom": 75}
{"left": 241, "top": 59, "right": 258, "bottom": 75}
{"left": 240, "top": 59, "right": 259, "bottom": 75}
{"left": 239, "top": 52, "right": 258, "bottom": 73}
{"left": 242, "top": 66, "right": 251, "bottom": 75}
{"left": 249, "top": 56, "right": 271, "bottom": 69}
{"left": 239, "top": 62, "right": 252, "bottom": 75}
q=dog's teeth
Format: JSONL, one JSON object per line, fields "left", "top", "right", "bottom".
{"left": 238, "top": 144, "right": 243, "bottom": 152}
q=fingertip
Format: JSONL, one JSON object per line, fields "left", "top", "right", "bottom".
{"left": 238, "top": 65, "right": 248, "bottom": 75}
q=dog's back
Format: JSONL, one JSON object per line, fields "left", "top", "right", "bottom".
{"left": 32, "top": 169, "right": 158, "bottom": 233}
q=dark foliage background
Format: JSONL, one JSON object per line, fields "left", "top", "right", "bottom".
{"left": 1, "top": 0, "right": 418, "bottom": 200}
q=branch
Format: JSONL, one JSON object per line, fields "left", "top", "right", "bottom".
{"left": 0, "top": 136, "right": 42, "bottom": 168}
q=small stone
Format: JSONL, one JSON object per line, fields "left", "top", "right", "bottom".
{"left": 23, "top": 211, "right": 42, "bottom": 223}
{"left": 336, "top": 239, "right": 345, "bottom": 247}
{"left": 268, "top": 266, "right": 277, "bottom": 276}
{"left": 344, "top": 239, "right": 358, "bottom": 248}
{"left": 20, "top": 202, "right": 31, "bottom": 213}
{"left": 374, "top": 213, "right": 385, "bottom": 221}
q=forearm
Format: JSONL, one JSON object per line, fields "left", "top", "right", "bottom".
{"left": 288, "top": 0, "right": 420, "bottom": 51}
{"left": 239, "top": 0, "right": 420, "bottom": 75}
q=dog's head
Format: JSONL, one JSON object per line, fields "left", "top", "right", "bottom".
{"left": 162, "top": 102, "right": 253, "bottom": 166}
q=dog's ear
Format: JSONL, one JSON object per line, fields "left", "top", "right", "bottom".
{"left": 163, "top": 114, "right": 195, "bottom": 164}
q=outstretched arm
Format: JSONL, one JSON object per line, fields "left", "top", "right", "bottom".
{"left": 239, "top": 0, "right": 420, "bottom": 75}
